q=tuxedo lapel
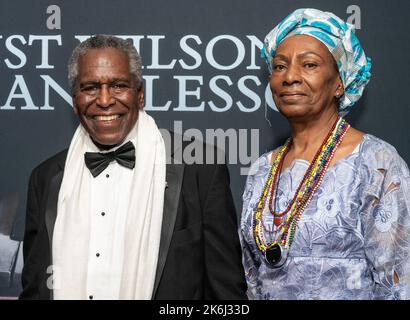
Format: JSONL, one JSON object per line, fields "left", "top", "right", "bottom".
{"left": 152, "top": 163, "right": 185, "bottom": 298}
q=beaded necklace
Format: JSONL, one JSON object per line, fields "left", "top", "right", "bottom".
{"left": 253, "top": 116, "right": 350, "bottom": 267}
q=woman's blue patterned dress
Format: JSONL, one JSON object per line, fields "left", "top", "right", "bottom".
{"left": 240, "top": 134, "right": 410, "bottom": 299}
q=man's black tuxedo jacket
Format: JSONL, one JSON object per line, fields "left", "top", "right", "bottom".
{"left": 19, "top": 137, "right": 247, "bottom": 299}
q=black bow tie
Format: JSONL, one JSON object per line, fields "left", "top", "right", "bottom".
{"left": 84, "top": 141, "right": 135, "bottom": 177}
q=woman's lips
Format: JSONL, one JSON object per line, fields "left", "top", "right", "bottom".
{"left": 280, "top": 92, "right": 306, "bottom": 97}
{"left": 279, "top": 92, "right": 307, "bottom": 102}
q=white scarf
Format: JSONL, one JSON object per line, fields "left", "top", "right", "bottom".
{"left": 52, "top": 110, "right": 166, "bottom": 299}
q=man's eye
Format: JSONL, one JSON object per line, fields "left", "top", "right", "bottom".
{"left": 82, "top": 85, "right": 98, "bottom": 92}
{"left": 112, "top": 83, "right": 129, "bottom": 89}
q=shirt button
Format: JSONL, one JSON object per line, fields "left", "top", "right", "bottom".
{"left": 96, "top": 253, "right": 100, "bottom": 257}
{"left": 101, "top": 212, "right": 105, "bottom": 216}
{"left": 89, "top": 295, "right": 93, "bottom": 300}
{"left": 106, "top": 174, "right": 109, "bottom": 178}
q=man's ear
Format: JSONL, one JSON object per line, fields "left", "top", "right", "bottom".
{"left": 137, "top": 86, "right": 145, "bottom": 109}
{"left": 72, "top": 97, "right": 79, "bottom": 115}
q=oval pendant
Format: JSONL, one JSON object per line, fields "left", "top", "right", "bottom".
{"left": 274, "top": 217, "right": 282, "bottom": 226}
{"left": 265, "top": 243, "right": 287, "bottom": 268}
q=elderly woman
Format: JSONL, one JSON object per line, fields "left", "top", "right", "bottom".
{"left": 240, "top": 8, "right": 410, "bottom": 299}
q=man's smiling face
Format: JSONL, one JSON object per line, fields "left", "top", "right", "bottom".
{"left": 72, "top": 47, "right": 144, "bottom": 149}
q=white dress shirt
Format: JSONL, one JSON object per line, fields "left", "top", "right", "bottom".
{"left": 85, "top": 143, "right": 134, "bottom": 300}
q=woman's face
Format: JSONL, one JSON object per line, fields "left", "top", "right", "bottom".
{"left": 270, "top": 34, "right": 343, "bottom": 121}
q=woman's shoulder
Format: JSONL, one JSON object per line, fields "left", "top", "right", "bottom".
{"left": 242, "top": 150, "right": 277, "bottom": 216}
{"left": 361, "top": 134, "right": 397, "bottom": 152}
{"left": 242, "top": 149, "right": 276, "bottom": 196}
{"left": 359, "top": 134, "right": 409, "bottom": 173}
{"left": 246, "top": 150, "right": 273, "bottom": 176}
{"left": 246, "top": 145, "right": 287, "bottom": 176}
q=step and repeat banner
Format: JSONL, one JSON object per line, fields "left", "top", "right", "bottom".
{"left": 0, "top": 0, "right": 409, "bottom": 297}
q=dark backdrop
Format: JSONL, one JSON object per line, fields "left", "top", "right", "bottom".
{"left": 0, "top": 0, "right": 409, "bottom": 297}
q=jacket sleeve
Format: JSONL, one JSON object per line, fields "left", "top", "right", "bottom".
{"left": 202, "top": 163, "right": 248, "bottom": 299}
{"left": 19, "top": 168, "right": 41, "bottom": 299}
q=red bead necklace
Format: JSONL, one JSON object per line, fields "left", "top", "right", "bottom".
{"left": 268, "top": 117, "right": 340, "bottom": 226}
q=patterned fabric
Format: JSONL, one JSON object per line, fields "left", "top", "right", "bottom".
{"left": 262, "top": 8, "right": 372, "bottom": 115}
{"left": 240, "top": 134, "right": 410, "bottom": 299}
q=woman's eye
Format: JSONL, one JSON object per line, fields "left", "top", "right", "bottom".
{"left": 304, "top": 63, "right": 317, "bottom": 69}
{"left": 273, "top": 64, "right": 285, "bottom": 71}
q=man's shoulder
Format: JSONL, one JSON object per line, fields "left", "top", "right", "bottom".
{"left": 31, "top": 149, "right": 68, "bottom": 178}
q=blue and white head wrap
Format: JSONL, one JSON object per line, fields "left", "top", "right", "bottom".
{"left": 262, "top": 8, "right": 372, "bottom": 115}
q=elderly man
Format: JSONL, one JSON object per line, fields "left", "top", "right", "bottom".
{"left": 20, "top": 35, "right": 247, "bottom": 300}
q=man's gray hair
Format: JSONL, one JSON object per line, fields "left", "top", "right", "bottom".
{"left": 67, "top": 34, "right": 143, "bottom": 93}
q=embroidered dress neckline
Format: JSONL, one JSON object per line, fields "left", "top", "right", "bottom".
{"left": 267, "top": 134, "right": 368, "bottom": 176}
